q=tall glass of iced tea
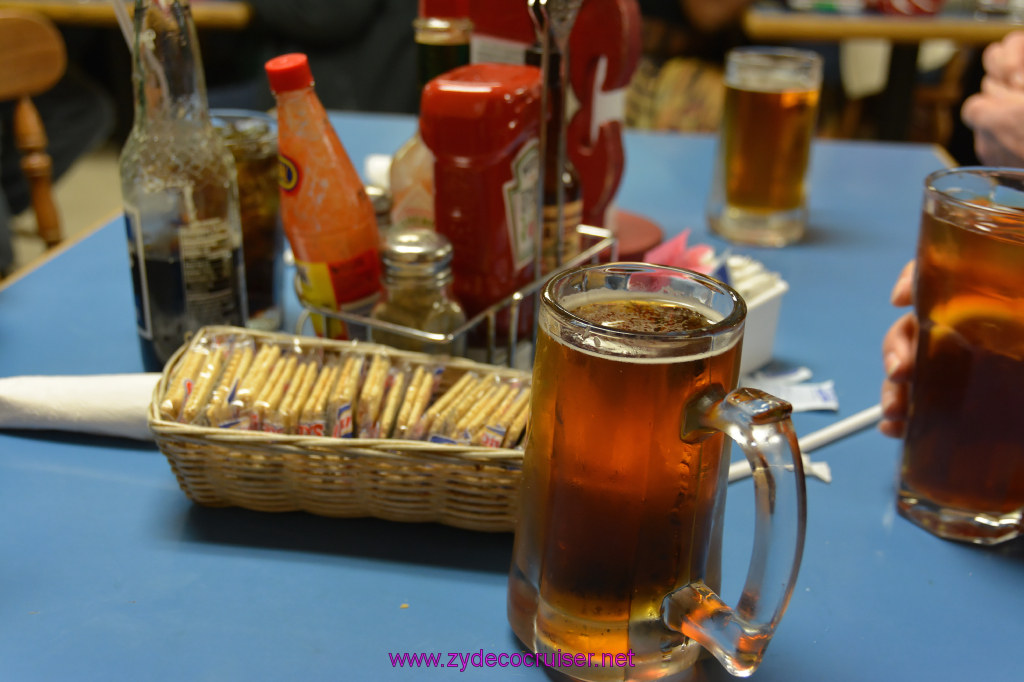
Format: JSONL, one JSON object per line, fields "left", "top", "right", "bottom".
{"left": 899, "top": 168, "right": 1024, "bottom": 545}
{"left": 508, "top": 263, "right": 806, "bottom": 680}
{"left": 707, "top": 47, "right": 822, "bottom": 247}
{"left": 212, "top": 109, "right": 284, "bottom": 331}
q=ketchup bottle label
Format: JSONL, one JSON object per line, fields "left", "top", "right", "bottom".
{"left": 501, "top": 139, "right": 540, "bottom": 271}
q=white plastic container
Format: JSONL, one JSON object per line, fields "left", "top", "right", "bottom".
{"left": 724, "top": 255, "right": 789, "bottom": 375}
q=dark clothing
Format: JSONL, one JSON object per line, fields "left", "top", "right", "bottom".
{"left": 203, "top": 0, "right": 418, "bottom": 114}
{"left": 2, "top": 2, "right": 417, "bottom": 275}
{"left": 635, "top": 0, "right": 746, "bottom": 64}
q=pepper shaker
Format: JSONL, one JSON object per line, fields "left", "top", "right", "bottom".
{"left": 370, "top": 228, "right": 467, "bottom": 355}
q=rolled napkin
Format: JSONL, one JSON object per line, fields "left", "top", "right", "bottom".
{"left": 0, "top": 374, "right": 161, "bottom": 441}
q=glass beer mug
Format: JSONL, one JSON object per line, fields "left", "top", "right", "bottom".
{"left": 898, "top": 167, "right": 1024, "bottom": 544}
{"left": 706, "top": 47, "right": 822, "bottom": 247}
{"left": 508, "top": 263, "right": 806, "bottom": 680}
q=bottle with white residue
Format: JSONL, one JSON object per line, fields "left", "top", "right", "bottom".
{"left": 119, "top": 0, "right": 248, "bottom": 371}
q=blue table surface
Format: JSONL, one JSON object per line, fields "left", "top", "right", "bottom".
{"left": 2, "top": 112, "right": 1021, "bottom": 682}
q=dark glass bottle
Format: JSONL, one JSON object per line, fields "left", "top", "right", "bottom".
{"left": 119, "top": 0, "right": 247, "bottom": 371}
{"left": 414, "top": 12, "right": 473, "bottom": 97}
{"left": 527, "top": 43, "right": 583, "bottom": 274}
{"left": 389, "top": 2, "right": 473, "bottom": 231}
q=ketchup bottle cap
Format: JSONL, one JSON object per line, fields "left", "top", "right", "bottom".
{"left": 265, "top": 53, "right": 314, "bottom": 94}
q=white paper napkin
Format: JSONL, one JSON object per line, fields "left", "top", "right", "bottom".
{"left": 0, "top": 374, "right": 161, "bottom": 441}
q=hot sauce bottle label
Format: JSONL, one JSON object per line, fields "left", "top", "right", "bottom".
{"left": 295, "top": 260, "right": 343, "bottom": 338}
{"left": 502, "top": 138, "right": 540, "bottom": 272}
{"left": 295, "top": 254, "right": 382, "bottom": 306}
{"left": 326, "top": 250, "right": 380, "bottom": 303}
{"left": 278, "top": 154, "right": 300, "bottom": 192}
{"left": 295, "top": 250, "right": 381, "bottom": 338}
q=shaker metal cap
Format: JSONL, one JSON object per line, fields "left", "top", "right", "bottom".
{"left": 381, "top": 228, "right": 454, "bottom": 280}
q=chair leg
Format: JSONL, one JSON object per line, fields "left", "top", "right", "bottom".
{"left": 14, "top": 95, "right": 62, "bottom": 248}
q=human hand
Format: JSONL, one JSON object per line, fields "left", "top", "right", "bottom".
{"left": 879, "top": 260, "right": 916, "bottom": 439}
{"left": 979, "top": 30, "right": 1024, "bottom": 90}
{"left": 962, "top": 31, "right": 1024, "bottom": 167}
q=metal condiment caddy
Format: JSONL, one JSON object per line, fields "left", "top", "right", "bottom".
{"left": 295, "top": 224, "right": 617, "bottom": 369}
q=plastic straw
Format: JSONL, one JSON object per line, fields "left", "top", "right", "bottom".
{"left": 728, "top": 403, "right": 884, "bottom": 485}
{"left": 798, "top": 404, "right": 883, "bottom": 454}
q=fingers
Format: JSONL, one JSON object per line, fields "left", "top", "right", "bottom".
{"left": 879, "top": 312, "right": 917, "bottom": 440}
{"left": 971, "top": 129, "right": 1024, "bottom": 167}
{"left": 961, "top": 86, "right": 1024, "bottom": 166}
{"left": 978, "top": 73, "right": 1017, "bottom": 99}
{"left": 982, "top": 30, "right": 1024, "bottom": 90}
{"left": 890, "top": 259, "right": 914, "bottom": 307}
{"left": 961, "top": 87, "right": 1010, "bottom": 130}
{"left": 882, "top": 312, "right": 917, "bottom": 382}
{"left": 965, "top": 74, "right": 1024, "bottom": 125}
{"left": 880, "top": 264, "right": 916, "bottom": 439}
{"left": 878, "top": 379, "right": 908, "bottom": 439}
{"left": 965, "top": 30, "right": 1024, "bottom": 166}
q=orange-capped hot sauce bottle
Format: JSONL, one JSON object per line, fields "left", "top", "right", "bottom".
{"left": 420, "top": 64, "right": 541, "bottom": 346}
{"left": 265, "top": 53, "right": 381, "bottom": 338}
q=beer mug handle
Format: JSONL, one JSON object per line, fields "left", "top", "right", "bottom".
{"left": 665, "top": 387, "right": 807, "bottom": 677}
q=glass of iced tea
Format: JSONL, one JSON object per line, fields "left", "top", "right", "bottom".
{"left": 508, "top": 263, "right": 806, "bottom": 680}
{"left": 898, "top": 168, "right": 1024, "bottom": 545}
{"left": 706, "top": 47, "right": 822, "bottom": 247}
{"left": 212, "top": 109, "right": 283, "bottom": 331}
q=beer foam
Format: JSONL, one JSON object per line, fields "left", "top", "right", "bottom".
{"left": 727, "top": 71, "right": 818, "bottom": 94}
{"left": 574, "top": 299, "right": 708, "bottom": 334}
{"left": 545, "top": 291, "right": 740, "bottom": 364}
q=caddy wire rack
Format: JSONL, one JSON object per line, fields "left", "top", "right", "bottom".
{"left": 294, "top": 224, "right": 618, "bottom": 369}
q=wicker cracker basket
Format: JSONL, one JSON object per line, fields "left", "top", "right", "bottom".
{"left": 149, "top": 326, "right": 528, "bottom": 532}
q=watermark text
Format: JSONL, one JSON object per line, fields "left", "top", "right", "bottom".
{"left": 389, "top": 649, "right": 636, "bottom": 672}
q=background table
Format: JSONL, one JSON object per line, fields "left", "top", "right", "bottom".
{"left": 0, "top": 0, "right": 253, "bottom": 29}
{"left": 745, "top": 3, "right": 1022, "bottom": 44}
{"left": 744, "top": 2, "right": 1022, "bottom": 141}
{"left": 2, "top": 113, "right": 1021, "bottom": 681}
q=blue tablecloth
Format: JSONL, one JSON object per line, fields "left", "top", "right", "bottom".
{"left": 1, "top": 113, "right": 1020, "bottom": 681}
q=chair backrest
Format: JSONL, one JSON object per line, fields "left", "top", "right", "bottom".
{"left": 0, "top": 10, "right": 68, "bottom": 248}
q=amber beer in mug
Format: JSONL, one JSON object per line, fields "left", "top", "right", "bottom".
{"left": 508, "top": 263, "right": 807, "bottom": 681}
{"left": 707, "top": 47, "right": 822, "bottom": 247}
{"left": 899, "top": 168, "right": 1024, "bottom": 545}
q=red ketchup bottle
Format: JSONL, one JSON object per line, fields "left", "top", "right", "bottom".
{"left": 419, "top": 63, "right": 542, "bottom": 344}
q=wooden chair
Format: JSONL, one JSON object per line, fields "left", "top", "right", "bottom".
{"left": 908, "top": 46, "right": 973, "bottom": 148}
{"left": 0, "top": 10, "right": 67, "bottom": 249}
